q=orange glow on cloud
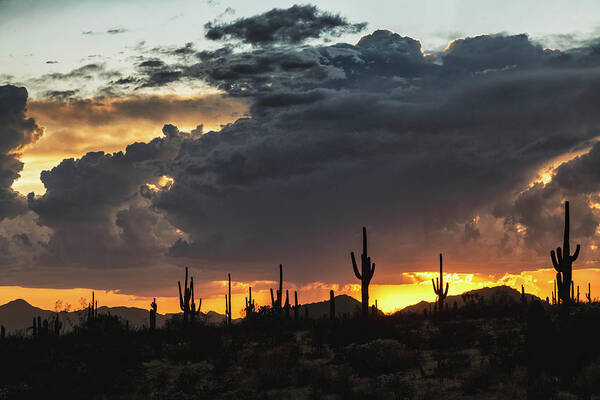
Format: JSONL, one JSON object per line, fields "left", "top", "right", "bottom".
{"left": 4, "top": 268, "right": 600, "bottom": 318}
{"left": 13, "top": 94, "right": 248, "bottom": 195}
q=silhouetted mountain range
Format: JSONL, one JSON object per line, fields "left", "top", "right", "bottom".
{"left": 399, "top": 285, "right": 540, "bottom": 314}
{"left": 0, "top": 288, "right": 535, "bottom": 333}
{"left": 0, "top": 295, "right": 362, "bottom": 333}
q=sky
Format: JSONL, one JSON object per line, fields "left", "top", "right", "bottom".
{"left": 2, "top": 0, "right": 600, "bottom": 316}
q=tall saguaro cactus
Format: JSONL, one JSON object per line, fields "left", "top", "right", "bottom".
{"left": 225, "top": 273, "right": 232, "bottom": 325}
{"left": 587, "top": 282, "right": 592, "bottom": 303}
{"left": 351, "top": 227, "right": 376, "bottom": 317}
{"left": 329, "top": 290, "right": 335, "bottom": 320}
{"left": 149, "top": 298, "right": 157, "bottom": 330}
{"left": 294, "top": 291, "right": 299, "bottom": 321}
{"left": 88, "top": 292, "right": 97, "bottom": 321}
{"left": 245, "top": 286, "right": 255, "bottom": 316}
{"left": 178, "top": 267, "right": 201, "bottom": 326}
{"left": 550, "top": 201, "right": 580, "bottom": 305}
{"left": 270, "top": 264, "right": 284, "bottom": 310}
{"left": 432, "top": 253, "right": 449, "bottom": 312}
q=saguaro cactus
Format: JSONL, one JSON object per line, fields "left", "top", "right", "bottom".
{"left": 550, "top": 201, "right": 580, "bottom": 305}
{"left": 178, "top": 267, "right": 201, "bottom": 326}
{"left": 284, "top": 290, "right": 290, "bottom": 319}
{"left": 329, "top": 290, "right": 335, "bottom": 320}
{"left": 149, "top": 298, "right": 157, "bottom": 330}
{"left": 432, "top": 253, "right": 449, "bottom": 312}
{"left": 88, "top": 292, "right": 97, "bottom": 321}
{"left": 521, "top": 285, "right": 526, "bottom": 305}
{"left": 294, "top": 291, "right": 299, "bottom": 321}
{"left": 351, "top": 227, "right": 376, "bottom": 317}
{"left": 245, "top": 286, "right": 255, "bottom": 317}
{"left": 587, "top": 282, "right": 591, "bottom": 303}
{"left": 225, "top": 273, "right": 232, "bottom": 325}
{"left": 53, "top": 314, "right": 62, "bottom": 335}
{"left": 270, "top": 264, "right": 284, "bottom": 310}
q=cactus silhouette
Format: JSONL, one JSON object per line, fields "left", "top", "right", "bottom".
{"left": 329, "top": 290, "right": 335, "bottom": 320}
{"left": 270, "top": 264, "right": 284, "bottom": 310}
{"left": 178, "top": 267, "right": 201, "bottom": 326}
{"left": 432, "top": 253, "right": 449, "bottom": 312}
{"left": 351, "top": 227, "right": 375, "bottom": 317}
{"left": 284, "top": 289, "right": 290, "bottom": 319}
{"left": 225, "top": 273, "right": 232, "bottom": 325}
{"left": 550, "top": 201, "right": 580, "bottom": 305}
{"left": 521, "top": 285, "right": 526, "bottom": 305}
{"left": 245, "top": 286, "right": 255, "bottom": 317}
{"left": 294, "top": 291, "right": 299, "bottom": 321}
{"left": 0, "top": 325, "right": 4, "bottom": 338}
{"left": 88, "top": 291, "right": 98, "bottom": 321}
{"left": 53, "top": 313, "right": 62, "bottom": 335}
{"left": 587, "top": 282, "right": 591, "bottom": 303}
{"left": 149, "top": 298, "right": 157, "bottom": 330}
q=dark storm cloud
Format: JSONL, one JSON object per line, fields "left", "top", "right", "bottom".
{"left": 204, "top": 4, "right": 366, "bottom": 45}
{"left": 27, "top": 127, "right": 193, "bottom": 268}
{"left": 0, "top": 85, "right": 43, "bottom": 220}
{"left": 14, "top": 13, "right": 600, "bottom": 289}
{"left": 495, "top": 143, "right": 600, "bottom": 255}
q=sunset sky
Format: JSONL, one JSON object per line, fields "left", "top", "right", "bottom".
{"left": 3, "top": 1, "right": 600, "bottom": 317}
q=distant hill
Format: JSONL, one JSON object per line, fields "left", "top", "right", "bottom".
{"left": 0, "top": 299, "right": 238, "bottom": 334}
{"left": 0, "top": 288, "right": 532, "bottom": 333}
{"left": 399, "top": 285, "right": 541, "bottom": 314}
{"left": 303, "top": 294, "right": 361, "bottom": 318}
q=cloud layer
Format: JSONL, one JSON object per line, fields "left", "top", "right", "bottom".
{"left": 5, "top": 6, "right": 600, "bottom": 295}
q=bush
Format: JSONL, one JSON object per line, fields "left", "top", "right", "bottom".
{"left": 346, "top": 339, "right": 419, "bottom": 376}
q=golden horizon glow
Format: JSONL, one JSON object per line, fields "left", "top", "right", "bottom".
{"left": 3, "top": 267, "right": 600, "bottom": 318}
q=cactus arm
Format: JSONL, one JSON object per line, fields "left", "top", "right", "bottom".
{"left": 556, "top": 247, "right": 563, "bottom": 265}
{"left": 368, "top": 263, "right": 375, "bottom": 282}
{"left": 444, "top": 282, "right": 449, "bottom": 297}
{"left": 572, "top": 244, "right": 580, "bottom": 261}
{"left": 550, "top": 250, "right": 559, "bottom": 270}
{"left": 432, "top": 278, "right": 437, "bottom": 293}
{"left": 351, "top": 252, "right": 361, "bottom": 279}
{"left": 270, "top": 288, "right": 275, "bottom": 307}
{"left": 178, "top": 281, "right": 184, "bottom": 310}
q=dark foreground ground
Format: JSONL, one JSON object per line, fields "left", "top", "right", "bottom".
{"left": 1, "top": 301, "right": 600, "bottom": 399}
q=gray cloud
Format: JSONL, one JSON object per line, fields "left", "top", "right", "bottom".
{"left": 0, "top": 85, "right": 43, "bottom": 220}
{"left": 10, "top": 15, "right": 600, "bottom": 290}
{"left": 204, "top": 4, "right": 366, "bottom": 45}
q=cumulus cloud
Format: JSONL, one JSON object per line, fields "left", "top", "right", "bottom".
{"left": 204, "top": 4, "right": 366, "bottom": 45}
{"left": 7, "top": 7, "right": 600, "bottom": 293}
{"left": 0, "top": 85, "right": 43, "bottom": 220}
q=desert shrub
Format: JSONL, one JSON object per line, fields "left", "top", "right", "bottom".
{"left": 346, "top": 339, "right": 419, "bottom": 376}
